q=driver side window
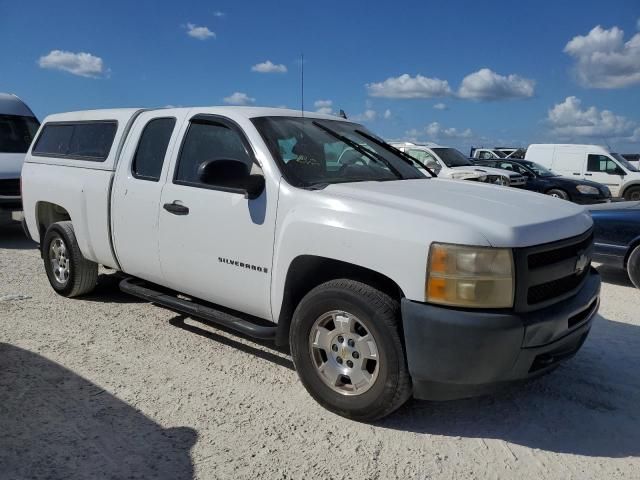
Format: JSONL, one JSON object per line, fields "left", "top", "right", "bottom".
{"left": 175, "top": 120, "right": 253, "bottom": 187}
{"left": 587, "top": 154, "right": 618, "bottom": 174}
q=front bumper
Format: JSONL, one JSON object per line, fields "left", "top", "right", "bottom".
{"left": 401, "top": 267, "right": 600, "bottom": 400}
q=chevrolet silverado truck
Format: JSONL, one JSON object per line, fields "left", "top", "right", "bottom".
{"left": 21, "top": 107, "right": 601, "bottom": 421}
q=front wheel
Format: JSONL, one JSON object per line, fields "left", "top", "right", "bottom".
{"left": 623, "top": 186, "right": 640, "bottom": 201}
{"left": 43, "top": 221, "right": 98, "bottom": 297}
{"left": 627, "top": 245, "right": 640, "bottom": 289}
{"left": 547, "top": 188, "right": 570, "bottom": 201}
{"left": 289, "top": 279, "right": 411, "bottom": 421}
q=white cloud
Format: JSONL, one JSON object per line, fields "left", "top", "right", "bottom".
{"left": 564, "top": 25, "right": 640, "bottom": 88}
{"left": 251, "top": 60, "right": 287, "bottom": 73}
{"left": 223, "top": 92, "right": 255, "bottom": 105}
{"left": 547, "top": 96, "right": 636, "bottom": 139}
{"left": 186, "top": 23, "right": 216, "bottom": 40}
{"left": 458, "top": 68, "right": 535, "bottom": 100}
{"left": 383, "top": 109, "right": 392, "bottom": 119}
{"left": 213, "top": 11, "right": 225, "bottom": 17}
{"left": 351, "top": 109, "right": 378, "bottom": 122}
{"left": 433, "top": 102, "right": 448, "bottom": 110}
{"left": 425, "top": 122, "right": 473, "bottom": 139}
{"left": 366, "top": 74, "right": 452, "bottom": 98}
{"left": 38, "top": 50, "right": 106, "bottom": 78}
{"left": 314, "top": 99, "right": 333, "bottom": 114}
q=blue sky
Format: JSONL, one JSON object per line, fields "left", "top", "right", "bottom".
{"left": 1, "top": 0, "right": 639, "bottom": 152}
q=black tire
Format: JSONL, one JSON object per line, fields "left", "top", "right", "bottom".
{"left": 289, "top": 279, "right": 411, "bottom": 421}
{"left": 627, "top": 245, "right": 640, "bottom": 289}
{"left": 43, "top": 221, "right": 98, "bottom": 297}
{"left": 546, "top": 188, "right": 570, "bottom": 201}
{"left": 623, "top": 186, "right": 640, "bottom": 201}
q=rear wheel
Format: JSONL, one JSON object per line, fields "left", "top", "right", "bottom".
{"left": 627, "top": 245, "right": 640, "bottom": 289}
{"left": 43, "top": 221, "right": 98, "bottom": 297}
{"left": 289, "top": 279, "right": 411, "bottom": 421}
{"left": 623, "top": 186, "right": 640, "bottom": 201}
{"left": 547, "top": 188, "right": 570, "bottom": 201}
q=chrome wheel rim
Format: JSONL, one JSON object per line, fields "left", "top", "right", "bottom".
{"left": 50, "top": 237, "right": 70, "bottom": 285}
{"left": 309, "top": 310, "right": 380, "bottom": 396}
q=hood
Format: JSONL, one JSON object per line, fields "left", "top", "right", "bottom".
{"left": 324, "top": 178, "right": 592, "bottom": 248}
{"left": 588, "top": 200, "right": 640, "bottom": 212}
{"left": 0, "top": 153, "right": 26, "bottom": 179}
{"left": 452, "top": 165, "right": 522, "bottom": 178}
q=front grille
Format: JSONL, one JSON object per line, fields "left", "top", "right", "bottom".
{"left": 0, "top": 179, "right": 20, "bottom": 196}
{"left": 514, "top": 228, "right": 593, "bottom": 310}
{"left": 527, "top": 269, "right": 588, "bottom": 304}
{"left": 528, "top": 232, "right": 594, "bottom": 269}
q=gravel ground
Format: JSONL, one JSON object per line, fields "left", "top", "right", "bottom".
{"left": 1, "top": 219, "right": 639, "bottom": 480}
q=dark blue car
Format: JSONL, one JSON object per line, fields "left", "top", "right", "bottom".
{"left": 473, "top": 158, "right": 611, "bottom": 204}
{"left": 588, "top": 201, "right": 640, "bottom": 288}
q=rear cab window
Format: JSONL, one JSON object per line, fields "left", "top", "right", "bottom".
{"left": 32, "top": 121, "right": 118, "bottom": 161}
{"left": 132, "top": 118, "right": 176, "bottom": 181}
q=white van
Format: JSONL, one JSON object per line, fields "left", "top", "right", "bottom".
{"left": 525, "top": 144, "right": 640, "bottom": 200}
{"left": 0, "top": 93, "right": 40, "bottom": 214}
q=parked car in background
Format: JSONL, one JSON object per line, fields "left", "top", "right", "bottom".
{"left": 621, "top": 154, "right": 639, "bottom": 169}
{"left": 21, "top": 106, "right": 600, "bottom": 421}
{"left": 472, "top": 158, "right": 611, "bottom": 204}
{"left": 470, "top": 147, "right": 526, "bottom": 160}
{"left": 0, "top": 93, "right": 39, "bottom": 215}
{"left": 525, "top": 144, "right": 640, "bottom": 200}
{"left": 588, "top": 201, "right": 640, "bottom": 289}
{"left": 393, "top": 142, "right": 526, "bottom": 187}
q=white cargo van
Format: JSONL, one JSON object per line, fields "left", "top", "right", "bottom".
{"left": 526, "top": 144, "right": 640, "bottom": 200}
{"left": 0, "top": 93, "right": 40, "bottom": 215}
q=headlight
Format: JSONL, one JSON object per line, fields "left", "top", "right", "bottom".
{"left": 426, "top": 243, "right": 514, "bottom": 308}
{"left": 576, "top": 184, "right": 599, "bottom": 195}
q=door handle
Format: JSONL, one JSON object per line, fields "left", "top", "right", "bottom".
{"left": 573, "top": 172, "right": 580, "bottom": 175}
{"left": 585, "top": 173, "right": 593, "bottom": 176}
{"left": 163, "top": 202, "right": 189, "bottom": 215}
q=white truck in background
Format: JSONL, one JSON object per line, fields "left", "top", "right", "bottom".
{"left": 393, "top": 142, "right": 526, "bottom": 187}
{"left": 0, "top": 93, "right": 39, "bottom": 219}
{"left": 21, "top": 106, "right": 600, "bottom": 420}
{"left": 526, "top": 144, "right": 640, "bottom": 200}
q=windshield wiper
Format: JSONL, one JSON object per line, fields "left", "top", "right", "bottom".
{"left": 354, "top": 130, "right": 437, "bottom": 177}
{"left": 312, "top": 121, "right": 403, "bottom": 179}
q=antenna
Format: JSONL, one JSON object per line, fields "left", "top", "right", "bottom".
{"left": 300, "top": 53, "right": 304, "bottom": 118}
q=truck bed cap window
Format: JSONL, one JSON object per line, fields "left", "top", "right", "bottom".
{"left": 33, "top": 121, "right": 117, "bottom": 161}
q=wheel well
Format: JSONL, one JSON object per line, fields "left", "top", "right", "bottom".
{"left": 275, "top": 255, "right": 405, "bottom": 346}
{"left": 36, "top": 202, "right": 71, "bottom": 246}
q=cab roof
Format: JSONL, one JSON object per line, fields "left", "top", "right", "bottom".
{"left": 41, "top": 106, "right": 349, "bottom": 124}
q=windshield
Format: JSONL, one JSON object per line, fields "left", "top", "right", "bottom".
{"left": 520, "top": 160, "right": 556, "bottom": 177}
{"left": 431, "top": 148, "right": 473, "bottom": 167}
{"left": 612, "top": 153, "right": 638, "bottom": 172}
{"left": 0, "top": 114, "right": 40, "bottom": 153}
{"left": 252, "top": 117, "right": 425, "bottom": 187}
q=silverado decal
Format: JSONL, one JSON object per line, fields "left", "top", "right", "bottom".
{"left": 218, "top": 257, "right": 269, "bottom": 274}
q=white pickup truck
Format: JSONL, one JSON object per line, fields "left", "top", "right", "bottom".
{"left": 22, "top": 107, "right": 601, "bottom": 420}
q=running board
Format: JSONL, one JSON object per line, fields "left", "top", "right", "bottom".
{"left": 119, "top": 277, "right": 277, "bottom": 339}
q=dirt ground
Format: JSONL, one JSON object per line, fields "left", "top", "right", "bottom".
{"left": 1, "top": 219, "right": 639, "bottom": 479}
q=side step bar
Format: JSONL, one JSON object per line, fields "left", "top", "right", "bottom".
{"left": 119, "top": 277, "right": 277, "bottom": 339}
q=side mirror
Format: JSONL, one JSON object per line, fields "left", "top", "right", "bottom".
{"left": 197, "top": 159, "right": 265, "bottom": 199}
